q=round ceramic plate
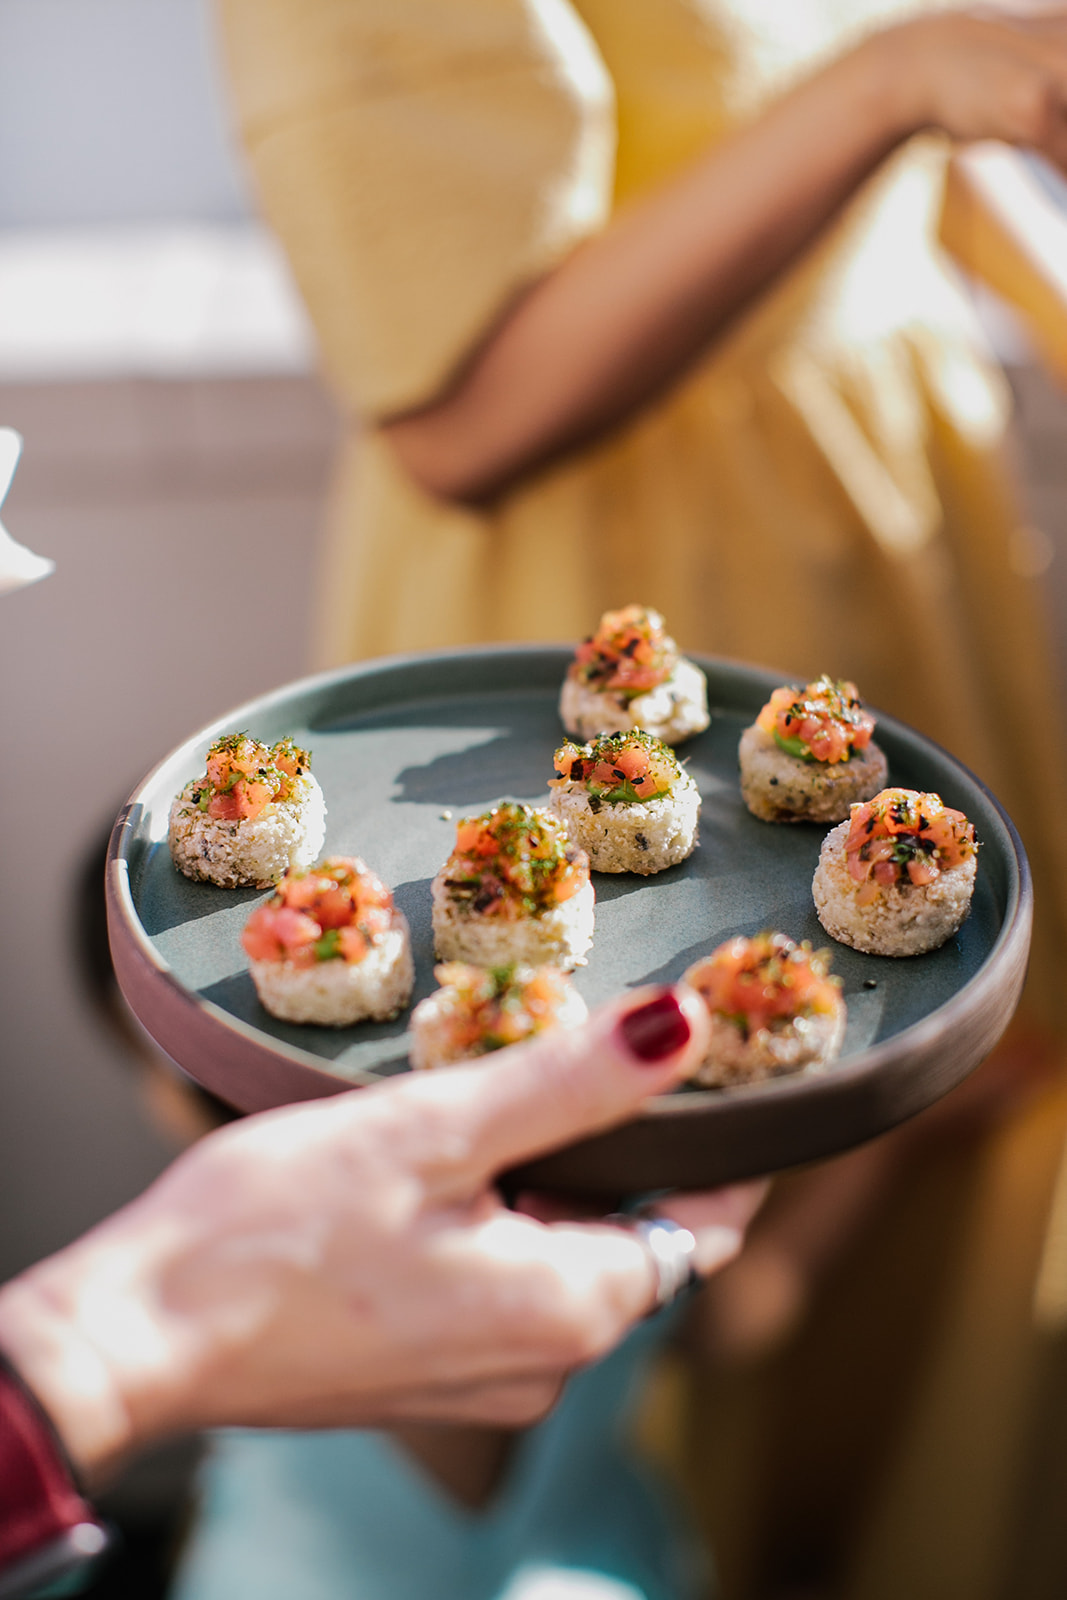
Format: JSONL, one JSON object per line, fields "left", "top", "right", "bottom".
{"left": 106, "top": 647, "right": 1031, "bottom": 1195}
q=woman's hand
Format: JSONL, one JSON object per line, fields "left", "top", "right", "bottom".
{"left": 0, "top": 986, "right": 764, "bottom": 1487}
{"left": 870, "top": 9, "right": 1067, "bottom": 160}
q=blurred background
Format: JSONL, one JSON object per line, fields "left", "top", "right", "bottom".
{"left": 0, "top": 0, "right": 338, "bottom": 1587}
{"left": 0, "top": 0, "right": 343, "bottom": 1265}
{"left": 3, "top": 0, "right": 1067, "bottom": 1595}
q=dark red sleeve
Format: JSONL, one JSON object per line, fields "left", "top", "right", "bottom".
{"left": 0, "top": 1356, "right": 100, "bottom": 1570}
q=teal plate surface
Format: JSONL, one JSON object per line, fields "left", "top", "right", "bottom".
{"left": 107, "top": 647, "right": 1031, "bottom": 1194}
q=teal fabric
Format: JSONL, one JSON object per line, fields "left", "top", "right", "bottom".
{"left": 170, "top": 1314, "right": 709, "bottom": 1600}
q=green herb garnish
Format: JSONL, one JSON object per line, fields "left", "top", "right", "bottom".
{"left": 599, "top": 779, "right": 670, "bottom": 806}
{"left": 314, "top": 928, "right": 342, "bottom": 962}
{"left": 773, "top": 732, "right": 816, "bottom": 762}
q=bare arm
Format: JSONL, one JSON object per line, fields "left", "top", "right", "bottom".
{"left": 384, "top": 12, "right": 1067, "bottom": 506}
{"left": 0, "top": 988, "right": 762, "bottom": 1488}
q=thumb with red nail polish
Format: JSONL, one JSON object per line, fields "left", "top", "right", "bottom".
{"left": 620, "top": 987, "right": 699, "bottom": 1062}
{"left": 404, "top": 984, "right": 710, "bottom": 1189}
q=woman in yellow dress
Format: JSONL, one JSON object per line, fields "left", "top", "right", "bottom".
{"left": 206, "top": 4, "right": 1067, "bottom": 1595}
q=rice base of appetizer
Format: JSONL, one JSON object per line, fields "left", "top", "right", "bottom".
{"left": 431, "top": 803, "right": 595, "bottom": 970}
{"left": 739, "top": 724, "right": 887, "bottom": 824}
{"left": 249, "top": 920, "right": 413, "bottom": 1026}
{"left": 550, "top": 777, "right": 700, "bottom": 873}
{"left": 560, "top": 656, "right": 710, "bottom": 745}
{"left": 685, "top": 932, "right": 846, "bottom": 1087}
{"left": 813, "top": 818, "right": 977, "bottom": 956}
{"left": 697, "top": 1006, "right": 846, "bottom": 1087}
{"left": 432, "top": 875, "right": 595, "bottom": 969}
{"left": 410, "top": 963, "right": 588, "bottom": 1071}
{"left": 169, "top": 770, "right": 326, "bottom": 889}
{"left": 548, "top": 730, "right": 701, "bottom": 873}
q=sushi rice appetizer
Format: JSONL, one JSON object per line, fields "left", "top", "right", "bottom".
{"left": 548, "top": 728, "right": 700, "bottom": 874}
{"left": 559, "top": 604, "right": 709, "bottom": 745}
{"left": 684, "top": 931, "right": 846, "bottom": 1087}
{"left": 813, "top": 787, "right": 978, "bottom": 956}
{"left": 169, "top": 732, "right": 326, "bottom": 889}
{"left": 241, "top": 856, "right": 414, "bottom": 1026}
{"left": 739, "top": 675, "right": 887, "bottom": 824}
{"left": 409, "top": 962, "right": 588, "bottom": 1071}
{"left": 432, "top": 802, "right": 595, "bottom": 969}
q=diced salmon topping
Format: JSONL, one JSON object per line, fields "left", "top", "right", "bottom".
{"left": 443, "top": 803, "right": 589, "bottom": 919}
{"left": 271, "top": 737, "right": 311, "bottom": 782}
{"left": 844, "top": 788, "right": 976, "bottom": 898}
{"left": 550, "top": 729, "right": 681, "bottom": 804}
{"left": 428, "top": 962, "right": 577, "bottom": 1059}
{"left": 241, "top": 855, "right": 394, "bottom": 966}
{"left": 686, "top": 932, "right": 841, "bottom": 1038}
{"left": 193, "top": 732, "right": 312, "bottom": 823}
{"left": 756, "top": 676, "right": 875, "bottom": 764}
{"left": 570, "top": 604, "right": 678, "bottom": 696}
{"left": 206, "top": 781, "right": 275, "bottom": 823}
{"left": 241, "top": 904, "right": 320, "bottom": 965}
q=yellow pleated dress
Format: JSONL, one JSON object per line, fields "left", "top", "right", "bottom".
{"left": 217, "top": 2, "right": 1067, "bottom": 1594}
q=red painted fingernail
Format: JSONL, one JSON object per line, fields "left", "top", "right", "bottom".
{"left": 619, "top": 989, "right": 691, "bottom": 1062}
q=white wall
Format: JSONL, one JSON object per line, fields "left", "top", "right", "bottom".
{"left": 0, "top": 375, "right": 337, "bottom": 1279}
{"left": 0, "top": 0, "right": 248, "bottom": 227}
